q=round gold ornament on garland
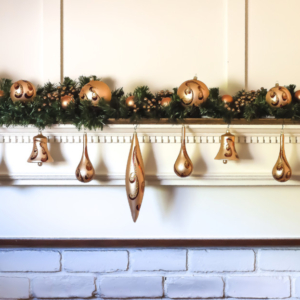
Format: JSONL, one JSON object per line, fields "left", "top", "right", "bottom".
{"left": 79, "top": 80, "right": 111, "bottom": 106}
{"left": 0, "top": 90, "right": 4, "bottom": 97}
{"left": 61, "top": 95, "right": 74, "bottom": 109}
{"left": 161, "top": 97, "right": 172, "bottom": 107}
{"left": 177, "top": 76, "right": 209, "bottom": 107}
{"left": 221, "top": 95, "right": 233, "bottom": 103}
{"left": 155, "top": 90, "right": 173, "bottom": 107}
{"left": 294, "top": 90, "right": 300, "bottom": 101}
{"left": 266, "top": 83, "right": 292, "bottom": 107}
{"left": 125, "top": 95, "right": 136, "bottom": 109}
{"left": 10, "top": 80, "right": 36, "bottom": 102}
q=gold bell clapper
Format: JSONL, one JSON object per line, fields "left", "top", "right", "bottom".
{"left": 27, "top": 132, "right": 54, "bottom": 166}
{"left": 215, "top": 129, "right": 239, "bottom": 164}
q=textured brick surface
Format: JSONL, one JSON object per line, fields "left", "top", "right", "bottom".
{"left": 0, "top": 250, "right": 60, "bottom": 272}
{"left": 131, "top": 249, "right": 186, "bottom": 271}
{"left": 0, "top": 277, "right": 29, "bottom": 299}
{"left": 64, "top": 250, "right": 128, "bottom": 272}
{"left": 189, "top": 249, "right": 254, "bottom": 272}
{"left": 100, "top": 276, "right": 163, "bottom": 298}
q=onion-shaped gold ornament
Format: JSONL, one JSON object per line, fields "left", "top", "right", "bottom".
{"left": 10, "top": 80, "right": 36, "bottom": 103}
{"left": 272, "top": 133, "right": 292, "bottom": 182}
{"left": 125, "top": 132, "right": 145, "bottom": 222}
{"left": 79, "top": 80, "right": 111, "bottom": 106}
{"left": 174, "top": 126, "right": 193, "bottom": 177}
{"left": 266, "top": 83, "right": 292, "bottom": 108}
{"left": 177, "top": 76, "right": 209, "bottom": 107}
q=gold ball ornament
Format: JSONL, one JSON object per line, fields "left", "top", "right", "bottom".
{"left": 0, "top": 90, "right": 4, "bottom": 97}
{"left": 177, "top": 76, "right": 209, "bottom": 107}
{"left": 221, "top": 95, "right": 233, "bottom": 103}
{"left": 61, "top": 95, "right": 74, "bottom": 109}
{"left": 266, "top": 83, "right": 292, "bottom": 108}
{"left": 294, "top": 90, "right": 300, "bottom": 101}
{"left": 79, "top": 80, "right": 111, "bottom": 106}
{"left": 125, "top": 95, "right": 135, "bottom": 108}
{"left": 10, "top": 80, "right": 36, "bottom": 103}
{"left": 161, "top": 97, "right": 172, "bottom": 107}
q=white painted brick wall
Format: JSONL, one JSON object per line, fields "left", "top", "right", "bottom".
{"left": 0, "top": 277, "right": 29, "bottom": 299}
{"left": 189, "top": 249, "right": 254, "bottom": 272}
{"left": 130, "top": 249, "right": 186, "bottom": 271}
{"left": 64, "top": 250, "right": 128, "bottom": 272}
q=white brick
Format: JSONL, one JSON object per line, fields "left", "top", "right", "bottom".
{"left": 226, "top": 276, "right": 290, "bottom": 298}
{"left": 0, "top": 250, "right": 60, "bottom": 272}
{"left": 293, "top": 277, "right": 300, "bottom": 297}
{"left": 32, "top": 276, "right": 95, "bottom": 298}
{"left": 131, "top": 249, "right": 186, "bottom": 271}
{"left": 189, "top": 250, "right": 254, "bottom": 272}
{"left": 64, "top": 250, "right": 128, "bottom": 273}
{"left": 100, "top": 276, "right": 163, "bottom": 298}
{"left": 165, "top": 276, "right": 223, "bottom": 298}
{"left": 0, "top": 277, "right": 29, "bottom": 299}
{"left": 259, "top": 250, "right": 300, "bottom": 271}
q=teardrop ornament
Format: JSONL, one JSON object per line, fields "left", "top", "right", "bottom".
{"left": 272, "top": 133, "right": 292, "bottom": 182}
{"left": 125, "top": 132, "right": 145, "bottom": 222}
{"left": 75, "top": 133, "right": 95, "bottom": 183}
{"left": 174, "top": 126, "right": 193, "bottom": 177}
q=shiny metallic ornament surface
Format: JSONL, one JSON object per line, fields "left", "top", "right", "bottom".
{"left": 221, "top": 94, "right": 233, "bottom": 103}
{"left": 125, "top": 95, "right": 135, "bottom": 108}
{"left": 75, "top": 133, "right": 95, "bottom": 183}
{"left": 0, "top": 90, "right": 4, "bottom": 97}
{"left": 266, "top": 83, "right": 292, "bottom": 107}
{"left": 61, "top": 95, "right": 74, "bottom": 109}
{"left": 174, "top": 126, "right": 193, "bottom": 177}
{"left": 161, "top": 97, "right": 172, "bottom": 107}
{"left": 177, "top": 76, "right": 209, "bottom": 107}
{"left": 10, "top": 80, "right": 36, "bottom": 103}
{"left": 79, "top": 80, "right": 111, "bottom": 106}
{"left": 294, "top": 90, "right": 300, "bottom": 101}
{"left": 125, "top": 132, "right": 145, "bottom": 222}
{"left": 27, "top": 132, "right": 54, "bottom": 166}
{"left": 215, "top": 130, "right": 239, "bottom": 164}
{"left": 272, "top": 133, "right": 292, "bottom": 182}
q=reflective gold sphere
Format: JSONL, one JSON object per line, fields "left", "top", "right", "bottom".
{"left": 161, "top": 97, "right": 172, "bottom": 107}
{"left": 125, "top": 95, "right": 135, "bottom": 108}
{"left": 10, "top": 80, "right": 36, "bottom": 103}
{"left": 221, "top": 94, "right": 233, "bottom": 103}
{"left": 294, "top": 90, "right": 300, "bottom": 101}
{"left": 266, "top": 84, "right": 292, "bottom": 108}
{"left": 61, "top": 95, "right": 74, "bottom": 109}
{"left": 0, "top": 90, "right": 4, "bottom": 97}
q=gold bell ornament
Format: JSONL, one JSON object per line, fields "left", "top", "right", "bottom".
{"left": 125, "top": 129, "right": 145, "bottom": 222}
{"left": 27, "top": 132, "right": 54, "bottom": 166}
{"left": 272, "top": 130, "right": 292, "bottom": 182}
{"left": 75, "top": 133, "right": 95, "bottom": 183}
{"left": 174, "top": 126, "right": 193, "bottom": 177}
{"left": 215, "top": 129, "right": 239, "bottom": 164}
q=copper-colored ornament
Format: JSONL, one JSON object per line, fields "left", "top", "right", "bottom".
{"left": 27, "top": 132, "right": 54, "bottom": 166}
{"left": 125, "top": 95, "right": 135, "bottom": 108}
{"left": 161, "top": 97, "right": 172, "bottom": 107}
{"left": 266, "top": 83, "right": 292, "bottom": 107}
{"left": 10, "top": 80, "right": 36, "bottom": 103}
{"left": 75, "top": 133, "right": 95, "bottom": 183}
{"left": 61, "top": 95, "right": 74, "bottom": 109}
{"left": 0, "top": 90, "right": 4, "bottom": 97}
{"left": 294, "top": 90, "right": 300, "bottom": 101}
{"left": 272, "top": 133, "right": 292, "bottom": 182}
{"left": 174, "top": 126, "right": 193, "bottom": 177}
{"left": 125, "top": 132, "right": 145, "bottom": 222}
{"left": 221, "top": 95, "right": 233, "bottom": 103}
{"left": 215, "top": 130, "right": 239, "bottom": 164}
{"left": 177, "top": 76, "right": 209, "bottom": 107}
{"left": 79, "top": 80, "right": 111, "bottom": 106}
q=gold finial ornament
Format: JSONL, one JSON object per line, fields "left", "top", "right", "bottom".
{"left": 75, "top": 133, "right": 95, "bottom": 183}
{"left": 27, "top": 132, "right": 54, "bottom": 166}
{"left": 266, "top": 84, "right": 292, "bottom": 108}
{"left": 125, "top": 132, "right": 145, "bottom": 222}
{"left": 174, "top": 126, "right": 193, "bottom": 177}
{"left": 215, "top": 130, "right": 239, "bottom": 164}
{"left": 272, "top": 133, "right": 292, "bottom": 182}
{"left": 10, "top": 80, "right": 36, "bottom": 103}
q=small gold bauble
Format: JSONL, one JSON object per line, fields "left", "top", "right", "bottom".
{"left": 0, "top": 90, "right": 4, "bottom": 97}
{"left": 10, "top": 80, "right": 36, "bottom": 103}
{"left": 79, "top": 80, "right": 111, "bottom": 106}
{"left": 125, "top": 95, "right": 135, "bottom": 108}
{"left": 177, "top": 76, "right": 209, "bottom": 107}
{"left": 221, "top": 95, "right": 233, "bottom": 103}
{"left": 266, "top": 84, "right": 292, "bottom": 108}
{"left": 61, "top": 95, "right": 74, "bottom": 109}
{"left": 294, "top": 90, "right": 300, "bottom": 101}
{"left": 161, "top": 97, "right": 172, "bottom": 107}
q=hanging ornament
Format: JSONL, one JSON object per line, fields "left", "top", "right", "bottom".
{"left": 27, "top": 132, "right": 54, "bottom": 166}
{"left": 272, "top": 132, "right": 292, "bottom": 182}
{"left": 10, "top": 80, "right": 36, "bottom": 103}
{"left": 125, "top": 130, "right": 145, "bottom": 222}
{"left": 125, "top": 95, "right": 136, "bottom": 109}
{"left": 0, "top": 90, "right": 4, "bottom": 97}
{"left": 177, "top": 76, "right": 209, "bottom": 107}
{"left": 75, "top": 133, "right": 95, "bottom": 183}
{"left": 266, "top": 83, "right": 292, "bottom": 107}
{"left": 221, "top": 95, "right": 233, "bottom": 103}
{"left": 174, "top": 126, "right": 193, "bottom": 177}
{"left": 79, "top": 80, "right": 111, "bottom": 106}
{"left": 294, "top": 90, "right": 300, "bottom": 101}
{"left": 61, "top": 95, "right": 74, "bottom": 109}
{"left": 215, "top": 129, "right": 239, "bottom": 164}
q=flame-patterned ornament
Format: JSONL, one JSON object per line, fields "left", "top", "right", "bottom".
{"left": 125, "top": 132, "right": 145, "bottom": 222}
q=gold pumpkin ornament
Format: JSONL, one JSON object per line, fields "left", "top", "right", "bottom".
{"left": 10, "top": 80, "right": 36, "bottom": 103}
{"left": 266, "top": 83, "right": 292, "bottom": 108}
{"left": 79, "top": 80, "right": 111, "bottom": 106}
{"left": 177, "top": 76, "right": 209, "bottom": 107}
